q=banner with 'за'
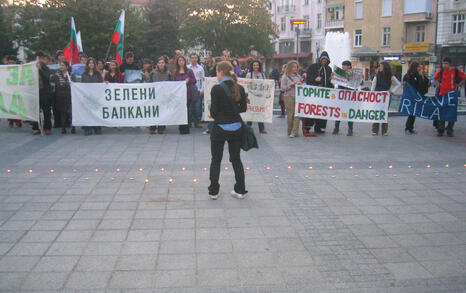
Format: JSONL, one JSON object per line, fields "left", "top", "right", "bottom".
{"left": 295, "top": 85, "right": 390, "bottom": 123}
{"left": 0, "top": 62, "right": 40, "bottom": 121}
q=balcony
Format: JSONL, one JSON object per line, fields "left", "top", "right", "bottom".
{"left": 277, "top": 5, "right": 296, "bottom": 14}
{"left": 300, "top": 28, "right": 312, "bottom": 37}
{"left": 445, "top": 33, "right": 466, "bottom": 45}
{"left": 325, "top": 19, "right": 344, "bottom": 29}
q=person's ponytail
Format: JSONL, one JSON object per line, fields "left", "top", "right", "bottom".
{"left": 217, "top": 61, "right": 241, "bottom": 102}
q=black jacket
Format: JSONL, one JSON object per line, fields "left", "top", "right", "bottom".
{"left": 306, "top": 63, "right": 333, "bottom": 88}
{"left": 210, "top": 80, "right": 247, "bottom": 124}
{"left": 403, "top": 72, "right": 429, "bottom": 95}
{"left": 38, "top": 63, "right": 53, "bottom": 96}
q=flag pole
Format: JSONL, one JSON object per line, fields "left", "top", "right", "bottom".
{"left": 104, "top": 40, "right": 113, "bottom": 62}
{"left": 70, "top": 17, "right": 73, "bottom": 65}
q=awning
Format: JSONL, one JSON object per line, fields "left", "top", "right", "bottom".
{"left": 272, "top": 53, "right": 312, "bottom": 59}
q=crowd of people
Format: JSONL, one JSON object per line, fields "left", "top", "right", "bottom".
{"left": 2, "top": 49, "right": 465, "bottom": 138}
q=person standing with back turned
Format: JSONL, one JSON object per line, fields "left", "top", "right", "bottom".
{"left": 208, "top": 61, "right": 248, "bottom": 200}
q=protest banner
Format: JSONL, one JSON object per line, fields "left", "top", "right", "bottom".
{"left": 399, "top": 83, "right": 457, "bottom": 122}
{"left": 203, "top": 77, "right": 275, "bottom": 123}
{"left": 331, "top": 66, "right": 363, "bottom": 90}
{"left": 0, "top": 62, "right": 40, "bottom": 121}
{"left": 295, "top": 84, "right": 390, "bottom": 123}
{"left": 71, "top": 81, "right": 187, "bottom": 126}
{"left": 124, "top": 70, "right": 142, "bottom": 83}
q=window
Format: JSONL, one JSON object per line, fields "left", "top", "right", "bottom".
{"left": 415, "top": 25, "right": 425, "bottom": 42}
{"left": 317, "top": 13, "right": 322, "bottom": 28}
{"left": 300, "top": 41, "right": 312, "bottom": 53}
{"left": 354, "top": 29, "right": 362, "bottom": 47}
{"left": 355, "top": 0, "right": 363, "bottom": 19}
{"left": 382, "top": 27, "right": 391, "bottom": 46}
{"left": 279, "top": 41, "right": 294, "bottom": 54}
{"left": 281, "top": 17, "right": 286, "bottom": 32}
{"left": 328, "top": 6, "right": 344, "bottom": 20}
{"left": 303, "top": 15, "right": 310, "bottom": 30}
{"left": 382, "top": 0, "right": 392, "bottom": 16}
{"left": 453, "top": 14, "right": 465, "bottom": 34}
{"left": 303, "top": 0, "right": 309, "bottom": 6}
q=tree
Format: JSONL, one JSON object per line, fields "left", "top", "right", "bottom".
{"left": 178, "top": 0, "right": 277, "bottom": 57}
{"left": 12, "top": 0, "right": 145, "bottom": 60}
{"left": 0, "top": 5, "right": 17, "bottom": 59}
{"left": 141, "top": 0, "right": 180, "bottom": 61}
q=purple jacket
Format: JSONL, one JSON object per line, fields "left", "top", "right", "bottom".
{"left": 173, "top": 69, "right": 196, "bottom": 101}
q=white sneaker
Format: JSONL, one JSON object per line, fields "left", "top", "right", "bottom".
{"left": 289, "top": 134, "right": 295, "bottom": 138}
{"left": 382, "top": 132, "right": 389, "bottom": 136}
{"left": 209, "top": 194, "right": 218, "bottom": 200}
{"left": 231, "top": 190, "right": 247, "bottom": 199}
{"left": 372, "top": 132, "right": 378, "bottom": 136}
{"left": 203, "top": 130, "right": 210, "bottom": 135}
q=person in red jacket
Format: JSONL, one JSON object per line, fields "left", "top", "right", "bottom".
{"left": 433, "top": 57, "right": 466, "bottom": 137}
{"left": 104, "top": 60, "right": 124, "bottom": 84}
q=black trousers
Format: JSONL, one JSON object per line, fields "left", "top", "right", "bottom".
{"left": 303, "top": 118, "right": 327, "bottom": 131}
{"left": 437, "top": 121, "right": 455, "bottom": 134}
{"left": 405, "top": 116, "right": 416, "bottom": 131}
{"left": 32, "top": 94, "right": 52, "bottom": 131}
{"left": 209, "top": 124, "right": 246, "bottom": 195}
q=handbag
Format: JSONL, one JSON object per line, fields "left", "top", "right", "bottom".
{"left": 220, "top": 83, "right": 258, "bottom": 151}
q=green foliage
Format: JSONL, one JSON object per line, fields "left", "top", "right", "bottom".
{"left": 178, "top": 0, "right": 277, "bottom": 57}
{"left": 9, "top": 0, "right": 277, "bottom": 61}
{"left": 0, "top": 6, "right": 18, "bottom": 59}
{"left": 141, "top": 0, "right": 180, "bottom": 61}
{"left": 13, "top": 0, "right": 145, "bottom": 60}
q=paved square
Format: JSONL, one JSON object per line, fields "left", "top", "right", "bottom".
{"left": 0, "top": 116, "right": 465, "bottom": 292}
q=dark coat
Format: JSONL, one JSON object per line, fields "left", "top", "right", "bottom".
{"left": 82, "top": 71, "right": 103, "bottom": 83}
{"left": 306, "top": 51, "right": 333, "bottom": 88}
{"left": 50, "top": 71, "right": 75, "bottom": 113}
{"left": 210, "top": 80, "right": 247, "bottom": 125}
{"left": 403, "top": 72, "right": 429, "bottom": 95}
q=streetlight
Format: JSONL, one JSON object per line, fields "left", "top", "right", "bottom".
{"left": 290, "top": 19, "right": 308, "bottom": 65}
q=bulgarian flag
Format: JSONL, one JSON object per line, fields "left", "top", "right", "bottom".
{"left": 63, "top": 17, "right": 80, "bottom": 65}
{"left": 112, "top": 10, "right": 125, "bottom": 66}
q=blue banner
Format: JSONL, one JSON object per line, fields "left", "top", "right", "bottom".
{"left": 399, "top": 83, "right": 457, "bottom": 122}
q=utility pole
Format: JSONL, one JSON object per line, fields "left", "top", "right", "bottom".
{"left": 290, "top": 19, "right": 307, "bottom": 65}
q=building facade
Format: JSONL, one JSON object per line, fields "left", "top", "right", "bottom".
{"left": 437, "top": 0, "right": 466, "bottom": 71}
{"left": 269, "top": 0, "right": 326, "bottom": 70}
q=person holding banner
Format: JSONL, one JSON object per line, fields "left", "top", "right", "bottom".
{"left": 32, "top": 52, "right": 54, "bottom": 135}
{"left": 208, "top": 61, "right": 248, "bottom": 200}
{"left": 141, "top": 59, "right": 154, "bottom": 83}
{"left": 148, "top": 56, "right": 172, "bottom": 134}
{"left": 402, "top": 62, "right": 429, "bottom": 135}
{"left": 305, "top": 51, "right": 333, "bottom": 134}
{"left": 173, "top": 56, "right": 196, "bottom": 135}
{"left": 104, "top": 60, "right": 124, "bottom": 83}
{"left": 81, "top": 57, "right": 104, "bottom": 135}
{"left": 370, "top": 61, "right": 401, "bottom": 136}
{"left": 280, "top": 60, "right": 303, "bottom": 138}
{"left": 333, "top": 61, "right": 356, "bottom": 136}
{"left": 245, "top": 60, "right": 267, "bottom": 134}
{"left": 50, "top": 60, "right": 75, "bottom": 134}
{"left": 433, "top": 57, "right": 465, "bottom": 137}
{"left": 188, "top": 53, "right": 205, "bottom": 129}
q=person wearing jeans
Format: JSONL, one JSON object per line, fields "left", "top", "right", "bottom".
{"left": 188, "top": 53, "right": 205, "bottom": 128}
{"left": 245, "top": 60, "right": 267, "bottom": 134}
{"left": 333, "top": 61, "right": 356, "bottom": 136}
{"left": 209, "top": 61, "right": 248, "bottom": 200}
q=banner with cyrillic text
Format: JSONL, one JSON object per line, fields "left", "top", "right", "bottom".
{"left": 71, "top": 81, "right": 187, "bottom": 126}
{"left": 203, "top": 77, "right": 275, "bottom": 123}
{"left": 0, "top": 62, "right": 39, "bottom": 121}
{"left": 399, "top": 83, "right": 457, "bottom": 122}
{"left": 295, "top": 85, "right": 390, "bottom": 123}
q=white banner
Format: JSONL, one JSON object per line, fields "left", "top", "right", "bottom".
{"left": 71, "top": 81, "right": 187, "bottom": 126}
{"left": 0, "top": 62, "right": 39, "bottom": 121}
{"left": 295, "top": 85, "right": 390, "bottom": 123}
{"left": 203, "top": 77, "right": 275, "bottom": 123}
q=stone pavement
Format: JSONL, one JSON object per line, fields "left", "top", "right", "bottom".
{"left": 0, "top": 116, "right": 465, "bottom": 292}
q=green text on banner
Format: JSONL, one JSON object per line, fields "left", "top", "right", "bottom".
{"left": 295, "top": 85, "right": 390, "bottom": 123}
{"left": 203, "top": 77, "right": 275, "bottom": 123}
{"left": 71, "top": 81, "right": 187, "bottom": 126}
{"left": 0, "top": 62, "right": 39, "bottom": 121}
